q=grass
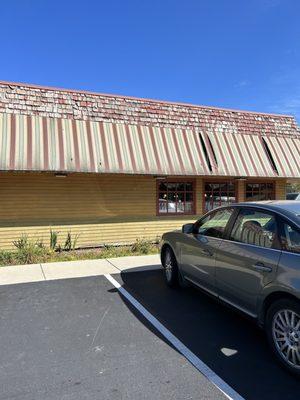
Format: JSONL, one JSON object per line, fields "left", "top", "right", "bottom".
{"left": 0, "top": 237, "right": 159, "bottom": 267}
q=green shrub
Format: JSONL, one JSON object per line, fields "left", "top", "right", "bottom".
{"left": 0, "top": 235, "right": 158, "bottom": 267}
{"left": 13, "top": 234, "right": 29, "bottom": 250}
{"left": 35, "top": 239, "right": 45, "bottom": 249}
{"left": 154, "top": 235, "right": 161, "bottom": 244}
{"left": 131, "top": 238, "right": 153, "bottom": 254}
{"left": 0, "top": 250, "right": 14, "bottom": 266}
{"left": 50, "top": 229, "right": 59, "bottom": 250}
{"left": 13, "top": 234, "right": 49, "bottom": 264}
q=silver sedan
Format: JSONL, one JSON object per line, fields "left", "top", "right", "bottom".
{"left": 160, "top": 201, "right": 300, "bottom": 376}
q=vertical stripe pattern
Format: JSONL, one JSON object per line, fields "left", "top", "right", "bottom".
{"left": 0, "top": 113, "right": 299, "bottom": 177}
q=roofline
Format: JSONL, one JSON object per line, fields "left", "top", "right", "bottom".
{"left": 0, "top": 79, "right": 295, "bottom": 119}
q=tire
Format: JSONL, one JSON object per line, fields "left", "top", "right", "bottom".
{"left": 265, "top": 298, "right": 300, "bottom": 376}
{"left": 162, "top": 247, "right": 179, "bottom": 287}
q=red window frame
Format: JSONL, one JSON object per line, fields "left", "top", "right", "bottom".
{"left": 157, "top": 179, "right": 196, "bottom": 216}
{"left": 245, "top": 182, "right": 275, "bottom": 201}
{"left": 204, "top": 180, "right": 236, "bottom": 212}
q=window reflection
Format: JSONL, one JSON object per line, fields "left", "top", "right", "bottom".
{"left": 158, "top": 181, "right": 194, "bottom": 215}
{"left": 204, "top": 182, "right": 236, "bottom": 212}
{"left": 246, "top": 183, "right": 274, "bottom": 201}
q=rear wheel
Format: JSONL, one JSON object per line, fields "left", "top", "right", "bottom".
{"left": 162, "top": 247, "right": 179, "bottom": 287}
{"left": 265, "top": 298, "right": 300, "bottom": 376}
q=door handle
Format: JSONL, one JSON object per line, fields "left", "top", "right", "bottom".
{"left": 253, "top": 262, "right": 272, "bottom": 273}
{"left": 201, "top": 249, "right": 213, "bottom": 257}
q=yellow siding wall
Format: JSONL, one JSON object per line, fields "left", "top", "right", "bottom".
{"left": 0, "top": 172, "right": 287, "bottom": 251}
{"left": 0, "top": 172, "right": 203, "bottom": 250}
{"left": 236, "top": 180, "right": 246, "bottom": 202}
{"left": 275, "top": 179, "right": 287, "bottom": 200}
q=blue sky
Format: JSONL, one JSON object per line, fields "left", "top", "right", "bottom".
{"left": 0, "top": 0, "right": 299, "bottom": 121}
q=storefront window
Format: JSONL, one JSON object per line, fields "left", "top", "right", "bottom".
{"left": 204, "top": 182, "right": 236, "bottom": 212}
{"left": 245, "top": 183, "right": 274, "bottom": 201}
{"left": 158, "top": 181, "right": 195, "bottom": 215}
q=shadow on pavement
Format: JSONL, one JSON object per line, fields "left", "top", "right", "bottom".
{"left": 117, "top": 269, "right": 300, "bottom": 400}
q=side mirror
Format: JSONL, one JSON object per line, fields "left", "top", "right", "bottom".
{"left": 182, "top": 223, "right": 194, "bottom": 234}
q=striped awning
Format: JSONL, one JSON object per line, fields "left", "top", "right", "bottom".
{"left": 206, "top": 130, "right": 300, "bottom": 178}
{"left": 0, "top": 112, "right": 300, "bottom": 178}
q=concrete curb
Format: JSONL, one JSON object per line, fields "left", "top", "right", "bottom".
{"left": 0, "top": 254, "right": 161, "bottom": 286}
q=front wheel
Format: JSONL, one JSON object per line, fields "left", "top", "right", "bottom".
{"left": 162, "top": 247, "right": 179, "bottom": 287}
{"left": 265, "top": 298, "right": 300, "bottom": 376}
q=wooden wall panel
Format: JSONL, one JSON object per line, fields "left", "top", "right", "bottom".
{"left": 275, "top": 179, "right": 287, "bottom": 200}
{"left": 0, "top": 172, "right": 202, "bottom": 250}
{"left": 0, "top": 172, "right": 287, "bottom": 251}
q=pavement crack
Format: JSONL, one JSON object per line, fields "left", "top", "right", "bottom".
{"left": 88, "top": 306, "right": 111, "bottom": 351}
{"left": 40, "top": 264, "right": 47, "bottom": 280}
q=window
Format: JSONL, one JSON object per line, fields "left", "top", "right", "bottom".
{"left": 196, "top": 208, "right": 234, "bottom": 238}
{"left": 281, "top": 222, "right": 300, "bottom": 254}
{"left": 286, "top": 193, "right": 300, "bottom": 200}
{"left": 245, "top": 183, "right": 274, "bottom": 201}
{"left": 158, "top": 181, "right": 194, "bottom": 215}
{"left": 204, "top": 182, "right": 236, "bottom": 212}
{"left": 230, "top": 209, "right": 277, "bottom": 248}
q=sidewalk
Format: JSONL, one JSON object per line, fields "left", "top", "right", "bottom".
{"left": 0, "top": 254, "right": 161, "bottom": 286}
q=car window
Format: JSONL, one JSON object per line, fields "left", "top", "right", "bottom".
{"left": 197, "top": 208, "right": 234, "bottom": 238}
{"left": 286, "top": 193, "right": 299, "bottom": 200}
{"left": 230, "top": 209, "right": 277, "bottom": 248}
{"left": 281, "top": 223, "right": 300, "bottom": 254}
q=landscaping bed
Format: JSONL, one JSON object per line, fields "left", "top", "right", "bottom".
{"left": 0, "top": 234, "right": 159, "bottom": 267}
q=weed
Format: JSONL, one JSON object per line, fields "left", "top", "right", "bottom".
{"left": 63, "top": 231, "right": 79, "bottom": 251}
{"left": 131, "top": 238, "right": 154, "bottom": 254}
{"left": 13, "top": 234, "right": 29, "bottom": 250}
{"left": 0, "top": 250, "right": 14, "bottom": 266}
{"left": 50, "top": 229, "right": 59, "bottom": 250}
{"left": 13, "top": 234, "right": 48, "bottom": 264}
{"left": 0, "top": 237, "right": 158, "bottom": 267}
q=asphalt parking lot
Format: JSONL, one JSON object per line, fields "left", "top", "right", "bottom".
{"left": 1, "top": 269, "right": 300, "bottom": 400}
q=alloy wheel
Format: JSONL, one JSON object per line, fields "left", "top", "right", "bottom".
{"left": 164, "top": 250, "right": 173, "bottom": 282}
{"left": 272, "top": 309, "right": 300, "bottom": 369}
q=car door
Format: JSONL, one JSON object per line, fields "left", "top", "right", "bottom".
{"left": 277, "top": 219, "right": 300, "bottom": 290}
{"left": 215, "top": 207, "right": 281, "bottom": 317}
{"left": 180, "top": 207, "right": 235, "bottom": 295}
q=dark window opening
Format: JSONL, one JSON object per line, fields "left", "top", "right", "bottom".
{"left": 262, "top": 138, "right": 279, "bottom": 175}
{"left": 245, "top": 182, "right": 275, "bottom": 201}
{"left": 204, "top": 181, "right": 236, "bottom": 212}
{"left": 286, "top": 193, "right": 300, "bottom": 200}
{"left": 158, "top": 181, "right": 195, "bottom": 215}
{"left": 199, "top": 134, "right": 213, "bottom": 172}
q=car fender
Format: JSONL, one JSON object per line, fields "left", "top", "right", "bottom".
{"left": 257, "top": 281, "right": 300, "bottom": 326}
{"left": 160, "top": 231, "right": 183, "bottom": 266}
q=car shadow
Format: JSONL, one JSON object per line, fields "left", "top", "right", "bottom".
{"left": 117, "top": 269, "right": 300, "bottom": 400}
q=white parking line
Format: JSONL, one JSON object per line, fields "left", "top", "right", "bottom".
{"left": 104, "top": 274, "right": 245, "bottom": 400}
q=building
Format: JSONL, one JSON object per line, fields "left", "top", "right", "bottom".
{"left": 0, "top": 81, "right": 299, "bottom": 250}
